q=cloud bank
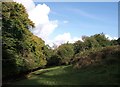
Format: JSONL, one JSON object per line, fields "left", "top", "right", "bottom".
{"left": 47, "top": 32, "right": 83, "bottom": 47}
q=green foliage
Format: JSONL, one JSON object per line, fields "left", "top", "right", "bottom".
{"left": 82, "top": 36, "right": 101, "bottom": 49}
{"left": 73, "top": 46, "right": 120, "bottom": 69}
{"left": 117, "top": 38, "right": 120, "bottom": 45}
{"left": 73, "top": 40, "right": 84, "bottom": 54}
{"left": 73, "top": 33, "right": 115, "bottom": 55}
{"left": 47, "top": 54, "right": 61, "bottom": 66}
{"left": 93, "top": 33, "right": 111, "bottom": 47}
{"left": 43, "top": 45, "right": 54, "bottom": 60}
{"left": 43, "top": 45, "right": 60, "bottom": 66}
{"left": 56, "top": 43, "right": 74, "bottom": 65}
{"left": 2, "top": 2, "right": 46, "bottom": 78}
{"left": 110, "top": 39, "right": 118, "bottom": 45}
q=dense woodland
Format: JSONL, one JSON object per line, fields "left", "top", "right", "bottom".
{"left": 2, "top": 2, "right": 120, "bottom": 85}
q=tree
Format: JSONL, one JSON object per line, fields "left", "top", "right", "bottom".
{"left": 47, "top": 54, "right": 61, "bottom": 66}
{"left": 2, "top": 2, "right": 46, "bottom": 78}
{"left": 82, "top": 35, "right": 100, "bottom": 50}
{"left": 43, "top": 45, "right": 53, "bottom": 60}
{"left": 93, "top": 33, "right": 111, "bottom": 47}
{"left": 110, "top": 39, "right": 118, "bottom": 46}
{"left": 56, "top": 43, "right": 74, "bottom": 65}
{"left": 73, "top": 40, "right": 84, "bottom": 54}
{"left": 42, "top": 45, "right": 60, "bottom": 66}
{"left": 117, "top": 38, "right": 120, "bottom": 45}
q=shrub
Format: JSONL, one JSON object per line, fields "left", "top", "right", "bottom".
{"left": 73, "top": 46, "right": 120, "bottom": 69}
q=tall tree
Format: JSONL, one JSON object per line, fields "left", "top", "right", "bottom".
{"left": 2, "top": 2, "right": 46, "bottom": 78}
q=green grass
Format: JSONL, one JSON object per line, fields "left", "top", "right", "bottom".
{"left": 14, "top": 63, "right": 119, "bottom": 85}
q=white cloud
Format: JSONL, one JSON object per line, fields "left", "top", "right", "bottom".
{"left": 55, "top": 33, "right": 71, "bottom": 42}
{"left": 105, "top": 34, "right": 118, "bottom": 40}
{"left": 13, "top": 0, "right": 35, "bottom": 12}
{"left": 46, "top": 33, "right": 82, "bottom": 47}
{"left": 113, "top": 37, "right": 118, "bottom": 40}
{"left": 28, "top": 4, "right": 50, "bottom": 26}
{"left": 13, "top": 0, "right": 58, "bottom": 41}
{"left": 30, "top": 20, "right": 58, "bottom": 40}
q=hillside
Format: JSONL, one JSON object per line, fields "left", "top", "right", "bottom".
{"left": 6, "top": 46, "right": 119, "bottom": 85}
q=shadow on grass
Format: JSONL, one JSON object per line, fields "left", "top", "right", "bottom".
{"left": 11, "top": 64, "right": 119, "bottom": 86}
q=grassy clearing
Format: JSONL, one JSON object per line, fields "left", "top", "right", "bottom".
{"left": 14, "top": 63, "right": 119, "bottom": 85}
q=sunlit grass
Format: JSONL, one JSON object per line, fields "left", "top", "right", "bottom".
{"left": 14, "top": 62, "right": 119, "bottom": 85}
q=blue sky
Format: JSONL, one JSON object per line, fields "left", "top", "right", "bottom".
{"left": 13, "top": 0, "right": 118, "bottom": 47}
{"left": 35, "top": 2, "right": 118, "bottom": 40}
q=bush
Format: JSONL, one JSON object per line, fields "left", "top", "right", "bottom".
{"left": 73, "top": 46, "right": 120, "bottom": 69}
{"left": 47, "top": 54, "right": 61, "bottom": 66}
{"left": 56, "top": 43, "right": 74, "bottom": 65}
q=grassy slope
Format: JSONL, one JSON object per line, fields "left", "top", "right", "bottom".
{"left": 14, "top": 62, "right": 119, "bottom": 85}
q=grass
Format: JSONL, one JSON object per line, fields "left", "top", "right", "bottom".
{"left": 13, "top": 62, "right": 119, "bottom": 85}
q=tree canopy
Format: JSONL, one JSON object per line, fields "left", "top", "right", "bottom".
{"left": 2, "top": 2, "right": 46, "bottom": 78}
{"left": 56, "top": 43, "right": 74, "bottom": 65}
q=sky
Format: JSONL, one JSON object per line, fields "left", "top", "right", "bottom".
{"left": 13, "top": 0, "right": 118, "bottom": 47}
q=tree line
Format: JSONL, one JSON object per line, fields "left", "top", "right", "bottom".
{"left": 44, "top": 33, "right": 120, "bottom": 67}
